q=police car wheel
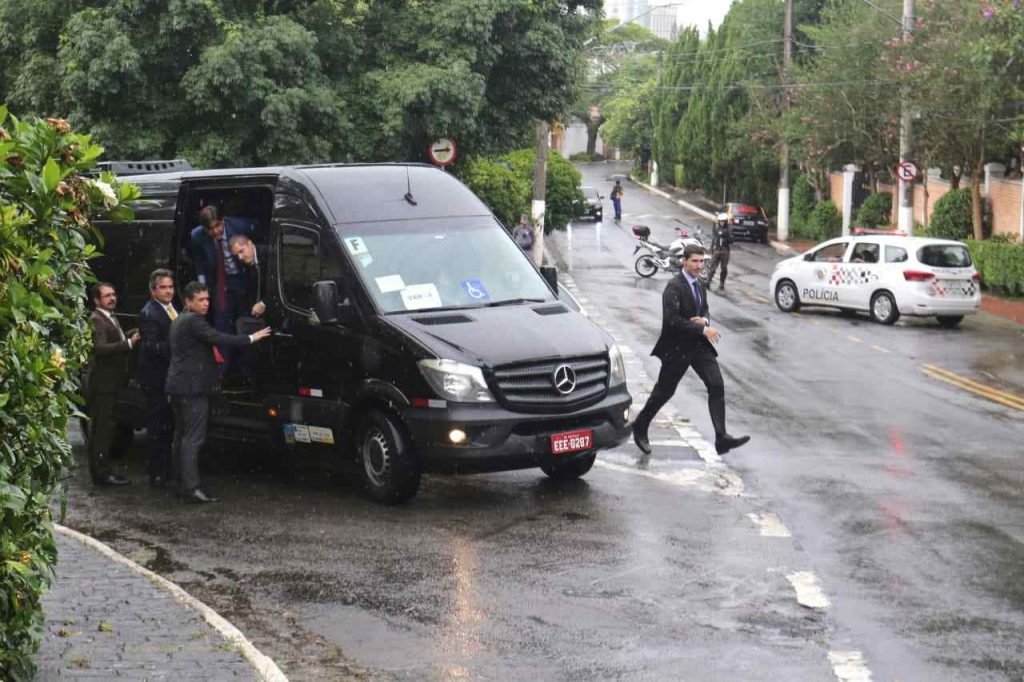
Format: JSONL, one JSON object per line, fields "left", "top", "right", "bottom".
{"left": 937, "top": 315, "right": 963, "bottom": 329}
{"left": 541, "top": 452, "right": 596, "bottom": 480}
{"left": 635, "top": 255, "right": 658, "bottom": 278}
{"left": 355, "top": 410, "right": 421, "bottom": 505}
{"left": 870, "top": 291, "right": 900, "bottom": 325}
{"left": 774, "top": 280, "right": 800, "bottom": 313}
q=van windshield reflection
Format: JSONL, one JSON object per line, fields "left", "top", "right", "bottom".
{"left": 337, "top": 218, "right": 555, "bottom": 314}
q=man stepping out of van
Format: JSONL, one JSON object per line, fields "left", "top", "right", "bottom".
{"left": 631, "top": 245, "right": 750, "bottom": 458}
{"left": 228, "top": 234, "right": 266, "bottom": 318}
{"left": 190, "top": 206, "right": 254, "bottom": 372}
{"left": 136, "top": 269, "right": 178, "bottom": 488}
{"left": 166, "top": 282, "right": 271, "bottom": 503}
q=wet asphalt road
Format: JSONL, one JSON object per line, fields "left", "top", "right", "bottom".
{"left": 61, "top": 162, "right": 1024, "bottom": 681}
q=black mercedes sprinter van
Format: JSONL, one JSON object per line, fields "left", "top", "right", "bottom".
{"left": 92, "top": 163, "right": 631, "bottom": 503}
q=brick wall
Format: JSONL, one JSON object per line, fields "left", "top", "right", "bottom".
{"left": 829, "top": 172, "right": 844, "bottom": 208}
{"left": 987, "top": 177, "right": 1022, "bottom": 237}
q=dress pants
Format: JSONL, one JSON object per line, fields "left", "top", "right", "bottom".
{"left": 87, "top": 391, "right": 117, "bottom": 480}
{"left": 170, "top": 394, "right": 208, "bottom": 494}
{"left": 143, "top": 386, "right": 174, "bottom": 480}
{"left": 708, "top": 248, "right": 731, "bottom": 286}
{"left": 635, "top": 350, "right": 727, "bottom": 440}
{"left": 212, "top": 283, "right": 245, "bottom": 374}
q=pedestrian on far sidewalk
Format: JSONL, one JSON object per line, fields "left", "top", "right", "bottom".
{"left": 512, "top": 214, "right": 535, "bottom": 254}
{"left": 611, "top": 180, "right": 624, "bottom": 221}
{"left": 707, "top": 213, "right": 734, "bottom": 290}
{"left": 631, "top": 245, "right": 750, "bottom": 458}
{"left": 165, "top": 282, "right": 271, "bottom": 503}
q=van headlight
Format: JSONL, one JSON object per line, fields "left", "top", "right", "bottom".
{"left": 608, "top": 344, "right": 627, "bottom": 387}
{"left": 418, "top": 359, "right": 495, "bottom": 403}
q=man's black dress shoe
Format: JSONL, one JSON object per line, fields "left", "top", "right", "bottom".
{"left": 92, "top": 473, "right": 130, "bottom": 486}
{"left": 715, "top": 434, "right": 750, "bottom": 455}
{"left": 632, "top": 422, "right": 652, "bottom": 455}
{"left": 183, "top": 488, "right": 219, "bottom": 504}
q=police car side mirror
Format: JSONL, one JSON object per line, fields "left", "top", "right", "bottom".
{"left": 803, "top": 253, "right": 815, "bottom": 262}
{"left": 311, "top": 280, "right": 338, "bottom": 325}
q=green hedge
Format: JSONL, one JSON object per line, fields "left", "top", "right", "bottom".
{"left": 967, "top": 239, "right": 1024, "bottom": 296}
{"left": 927, "top": 189, "right": 973, "bottom": 241}
{"left": 459, "top": 157, "right": 530, "bottom": 230}
{"left": 806, "top": 200, "right": 842, "bottom": 241}
{"left": 790, "top": 174, "right": 816, "bottom": 234}
{"left": 855, "top": 192, "right": 893, "bottom": 228}
{"left": 499, "top": 148, "right": 583, "bottom": 232}
{"left": 0, "top": 108, "right": 139, "bottom": 677}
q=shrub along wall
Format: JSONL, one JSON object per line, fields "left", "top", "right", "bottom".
{"left": 967, "top": 239, "right": 1024, "bottom": 297}
{"left": 0, "top": 107, "right": 138, "bottom": 678}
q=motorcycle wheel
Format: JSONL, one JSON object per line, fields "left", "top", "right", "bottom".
{"left": 635, "top": 254, "right": 658, "bottom": 278}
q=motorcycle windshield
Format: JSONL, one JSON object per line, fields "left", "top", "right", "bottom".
{"left": 336, "top": 216, "right": 556, "bottom": 314}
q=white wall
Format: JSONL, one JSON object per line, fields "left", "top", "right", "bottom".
{"left": 562, "top": 121, "right": 604, "bottom": 158}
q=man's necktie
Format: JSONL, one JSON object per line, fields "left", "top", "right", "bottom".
{"left": 110, "top": 313, "right": 125, "bottom": 341}
{"left": 166, "top": 305, "right": 177, "bottom": 321}
{"left": 215, "top": 239, "right": 228, "bottom": 309}
{"left": 692, "top": 280, "right": 702, "bottom": 312}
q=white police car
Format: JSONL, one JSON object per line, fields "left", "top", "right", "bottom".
{"left": 769, "top": 235, "right": 982, "bottom": 327}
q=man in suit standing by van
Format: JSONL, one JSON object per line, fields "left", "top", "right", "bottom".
{"left": 136, "top": 269, "right": 177, "bottom": 487}
{"left": 631, "top": 245, "right": 750, "bottom": 457}
{"left": 87, "top": 283, "right": 140, "bottom": 486}
{"left": 190, "top": 206, "right": 254, "bottom": 368}
{"left": 166, "top": 281, "right": 271, "bottom": 503}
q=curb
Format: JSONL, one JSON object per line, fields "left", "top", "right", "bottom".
{"left": 54, "top": 524, "right": 289, "bottom": 682}
{"left": 629, "top": 178, "right": 718, "bottom": 221}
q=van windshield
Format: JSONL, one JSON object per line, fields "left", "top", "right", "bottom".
{"left": 338, "top": 217, "right": 556, "bottom": 314}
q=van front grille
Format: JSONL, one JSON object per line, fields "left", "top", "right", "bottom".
{"left": 490, "top": 354, "right": 609, "bottom": 410}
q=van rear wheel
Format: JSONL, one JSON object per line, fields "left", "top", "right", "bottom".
{"left": 541, "top": 452, "right": 597, "bottom": 480}
{"left": 355, "top": 409, "right": 421, "bottom": 504}
{"left": 870, "top": 291, "right": 900, "bottom": 325}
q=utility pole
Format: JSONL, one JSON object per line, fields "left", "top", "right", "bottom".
{"left": 531, "top": 120, "right": 549, "bottom": 267}
{"left": 898, "top": 0, "right": 915, "bottom": 234}
{"left": 777, "top": 0, "right": 794, "bottom": 242}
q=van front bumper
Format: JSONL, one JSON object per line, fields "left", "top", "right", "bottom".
{"left": 403, "top": 388, "right": 632, "bottom": 474}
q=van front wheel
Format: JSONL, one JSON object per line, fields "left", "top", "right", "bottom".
{"left": 355, "top": 410, "right": 421, "bottom": 504}
{"left": 541, "top": 452, "right": 597, "bottom": 480}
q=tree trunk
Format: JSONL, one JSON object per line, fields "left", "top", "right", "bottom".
{"left": 531, "top": 120, "right": 549, "bottom": 267}
{"left": 585, "top": 118, "right": 602, "bottom": 156}
{"left": 970, "top": 167, "right": 984, "bottom": 241}
{"left": 950, "top": 167, "right": 960, "bottom": 189}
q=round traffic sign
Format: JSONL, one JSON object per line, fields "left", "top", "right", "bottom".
{"left": 896, "top": 160, "right": 919, "bottom": 182}
{"left": 428, "top": 138, "right": 457, "bottom": 167}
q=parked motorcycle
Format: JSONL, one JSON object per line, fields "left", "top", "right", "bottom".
{"left": 632, "top": 224, "right": 710, "bottom": 281}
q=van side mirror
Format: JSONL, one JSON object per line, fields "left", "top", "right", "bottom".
{"left": 540, "top": 265, "right": 558, "bottom": 293}
{"left": 311, "top": 281, "right": 338, "bottom": 325}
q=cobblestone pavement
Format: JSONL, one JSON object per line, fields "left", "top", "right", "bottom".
{"left": 35, "top": 532, "right": 260, "bottom": 681}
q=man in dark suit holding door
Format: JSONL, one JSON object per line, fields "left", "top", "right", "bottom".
{"left": 87, "top": 283, "right": 140, "bottom": 486}
{"left": 632, "top": 245, "right": 750, "bottom": 457}
{"left": 166, "top": 282, "right": 271, "bottom": 503}
{"left": 136, "top": 269, "right": 177, "bottom": 487}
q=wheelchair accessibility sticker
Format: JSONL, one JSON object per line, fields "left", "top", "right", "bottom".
{"left": 461, "top": 279, "right": 490, "bottom": 301}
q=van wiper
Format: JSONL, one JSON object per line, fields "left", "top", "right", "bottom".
{"left": 484, "top": 298, "right": 548, "bottom": 307}
{"left": 389, "top": 304, "right": 486, "bottom": 315}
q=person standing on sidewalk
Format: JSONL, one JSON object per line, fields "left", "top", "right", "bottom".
{"left": 165, "top": 282, "right": 271, "bottom": 503}
{"left": 631, "top": 245, "right": 750, "bottom": 457}
{"left": 707, "top": 213, "right": 734, "bottom": 290}
{"left": 512, "top": 214, "right": 535, "bottom": 255}
{"left": 86, "top": 283, "right": 139, "bottom": 486}
{"left": 136, "top": 269, "right": 177, "bottom": 488}
{"left": 610, "top": 181, "right": 624, "bottom": 221}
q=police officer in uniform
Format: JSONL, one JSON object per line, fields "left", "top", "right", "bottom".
{"left": 707, "top": 213, "right": 733, "bottom": 290}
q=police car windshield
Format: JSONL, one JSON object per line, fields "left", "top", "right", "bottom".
{"left": 338, "top": 217, "right": 555, "bottom": 314}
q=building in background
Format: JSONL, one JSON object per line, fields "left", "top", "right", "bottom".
{"left": 648, "top": 6, "right": 679, "bottom": 40}
{"left": 604, "top": 0, "right": 651, "bottom": 30}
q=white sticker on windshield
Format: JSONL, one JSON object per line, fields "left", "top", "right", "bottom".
{"left": 344, "top": 236, "right": 369, "bottom": 256}
{"left": 375, "top": 274, "right": 406, "bottom": 294}
{"left": 358, "top": 254, "right": 373, "bottom": 268}
{"left": 401, "top": 283, "right": 443, "bottom": 311}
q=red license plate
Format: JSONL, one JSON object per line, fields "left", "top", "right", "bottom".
{"left": 550, "top": 429, "right": 593, "bottom": 455}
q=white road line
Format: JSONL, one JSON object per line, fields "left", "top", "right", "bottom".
{"left": 747, "top": 512, "right": 792, "bottom": 538}
{"left": 828, "top": 651, "right": 874, "bottom": 682}
{"left": 870, "top": 345, "right": 890, "bottom": 354}
{"left": 786, "top": 571, "right": 831, "bottom": 609}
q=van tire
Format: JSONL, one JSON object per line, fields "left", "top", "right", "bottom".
{"left": 774, "top": 280, "right": 800, "bottom": 313}
{"left": 937, "top": 315, "right": 963, "bottom": 329}
{"left": 355, "top": 409, "right": 421, "bottom": 504}
{"left": 870, "top": 291, "right": 900, "bottom": 325}
{"left": 541, "top": 452, "right": 597, "bottom": 480}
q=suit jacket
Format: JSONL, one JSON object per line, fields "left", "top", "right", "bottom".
{"left": 189, "top": 216, "right": 254, "bottom": 290}
{"left": 87, "top": 309, "right": 132, "bottom": 395}
{"left": 136, "top": 298, "right": 175, "bottom": 389}
{"left": 165, "top": 312, "right": 253, "bottom": 396}
{"left": 650, "top": 274, "right": 717, "bottom": 360}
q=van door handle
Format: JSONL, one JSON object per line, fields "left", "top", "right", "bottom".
{"left": 273, "top": 331, "right": 294, "bottom": 339}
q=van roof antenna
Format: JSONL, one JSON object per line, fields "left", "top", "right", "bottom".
{"left": 404, "top": 165, "right": 417, "bottom": 206}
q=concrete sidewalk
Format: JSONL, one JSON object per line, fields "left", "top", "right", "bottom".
{"left": 34, "top": 526, "right": 287, "bottom": 681}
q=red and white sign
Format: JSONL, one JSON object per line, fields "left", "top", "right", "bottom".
{"left": 550, "top": 429, "right": 593, "bottom": 455}
{"left": 896, "top": 160, "right": 919, "bottom": 183}
{"left": 428, "top": 138, "right": 457, "bottom": 167}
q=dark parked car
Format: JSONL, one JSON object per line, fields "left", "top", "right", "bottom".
{"left": 577, "top": 185, "right": 604, "bottom": 221}
{"left": 720, "top": 202, "right": 769, "bottom": 243}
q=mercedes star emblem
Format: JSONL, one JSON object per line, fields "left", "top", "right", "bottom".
{"left": 552, "top": 364, "right": 577, "bottom": 395}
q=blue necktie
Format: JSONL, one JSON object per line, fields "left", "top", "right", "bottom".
{"left": 692, "top": 280, "right": 702, "bottom": 311}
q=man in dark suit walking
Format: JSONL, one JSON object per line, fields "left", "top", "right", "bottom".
{"left": 87, "top": 283, "right": 140, "bottom": 486}
{"left": 136, "top": 269, "right": 177, "bottom": 487}
{"left": 166, "top": 281, "right": 271, "bottom": 503}
{"left": 632, "top": 245, "right": 750, "bottom": 457}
